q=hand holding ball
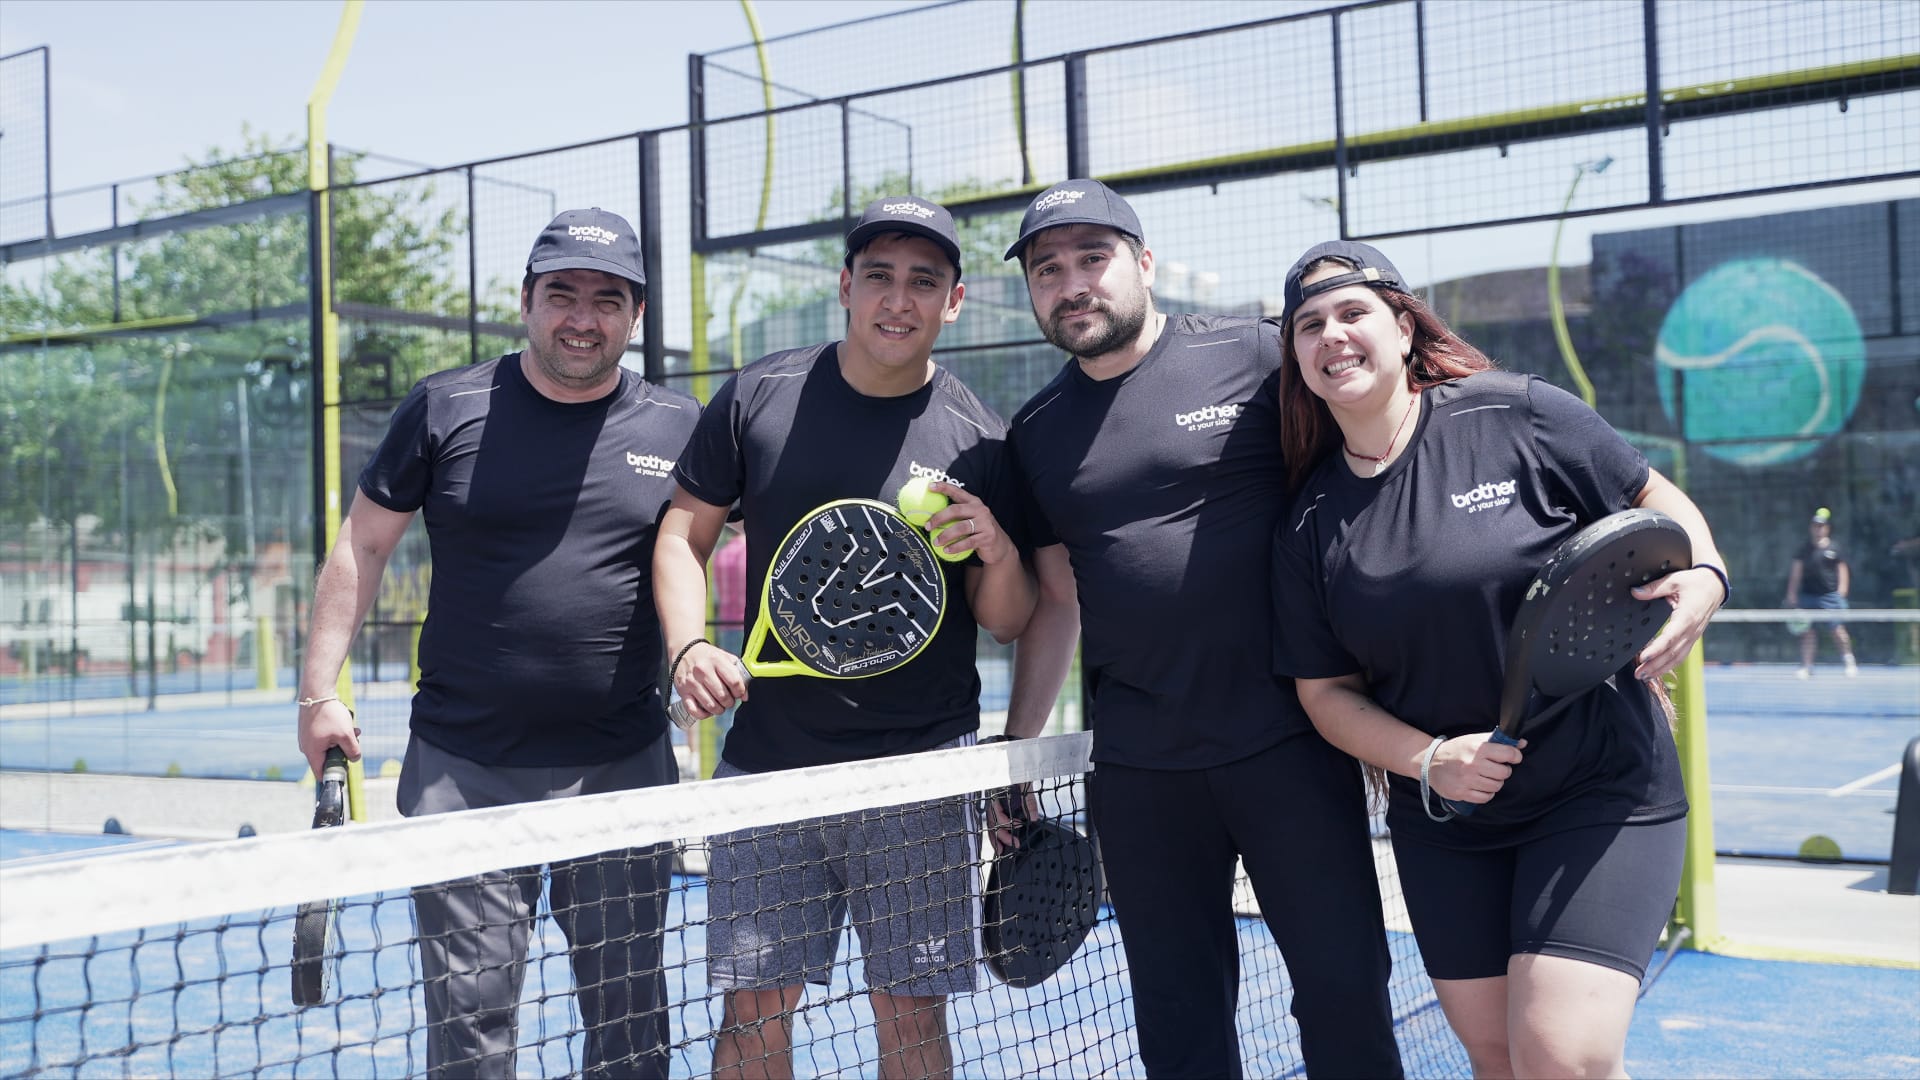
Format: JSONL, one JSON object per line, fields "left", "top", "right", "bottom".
{"left": 896, "top": 476, "right": 948, "bottom": 526}
{"left": 897, "top": 477, "right": 971, "bottom": 563}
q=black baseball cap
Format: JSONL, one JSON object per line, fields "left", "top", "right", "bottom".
{"left": 845, "top": 195, "right": 963, "bottom": 279}
{"left": 527, "top": 208, "right": 646, "bottom": 288}
{"left": 1280, "top": 240, "right": 1410, "bottom": 329}
{"left": 1003, "top": 178, "right": 1143, "bottom": 262}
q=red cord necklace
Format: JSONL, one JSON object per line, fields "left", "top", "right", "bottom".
{"left": 1343, "top": 392, "right": 1417, "bottom": 476}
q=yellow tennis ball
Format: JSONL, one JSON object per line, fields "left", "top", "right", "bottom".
{"left": 896, "top": 476, "right": 949, "bottom": 527}
{"left": 932, "top": 524, "right": 971, "bottom": 563}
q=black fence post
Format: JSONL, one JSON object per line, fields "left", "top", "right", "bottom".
{"left": 1643, "top": 0, "right": 1665, "bottom": 205}
{"left": 1065, "top": 54, "right": 1089, "bottom": 179}
{"left": 639, "top": 132, "right": 666, "bottom": 383}
{"left": 1890, "top": 735, "right": 1920, "bottom": 895}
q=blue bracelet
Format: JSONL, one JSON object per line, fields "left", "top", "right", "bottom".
{"left": 1696, "top": 563, "right": 1731, "bottom": 605}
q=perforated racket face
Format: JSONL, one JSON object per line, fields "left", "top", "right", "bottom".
{"left": 1517, "top": 509, "right": 1692, "bottom": 698}
{"left": 762, "top": 499, "right": 946, "bottom": 679}
{"left": 984, "top": 819, "right": 1101, "bottom": 988}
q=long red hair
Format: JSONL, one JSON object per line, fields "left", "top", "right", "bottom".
{"left": 1277, "top": 257, "right": 1495, "bottom": 490}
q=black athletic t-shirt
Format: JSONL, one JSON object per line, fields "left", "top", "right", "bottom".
{"left": 1008, "top": 313, "right": 1308, "bottom": 770}
{"left": 358, "top": 354, "right": 700, "bottom": 766}
{"left": 672, "top": 343, "right": 1015, "bottom": 773}
{"left": 1272, "top": 372, "right": 1687, "bottom": 850}
{"left": 1795, "top": 540, "right": 1846, "bottom": 597}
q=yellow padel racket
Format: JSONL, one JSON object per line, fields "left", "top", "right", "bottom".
{"left": 669, "top": 498, "right": 947, "bottom": 728}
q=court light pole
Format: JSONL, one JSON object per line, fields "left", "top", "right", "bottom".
{"left": 1546, "top": 156, "right": 1611, "bottom": 408}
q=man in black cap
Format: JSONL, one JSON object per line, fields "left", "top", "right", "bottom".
{"left": 298, "top": 208, "right": 699, "bottom": 1077}
{"left": 655, "top": 195, "right": 1037, "bottom": 1079}
{"left": 1001, "top": 180, "right": 1403, "bottom": 1077}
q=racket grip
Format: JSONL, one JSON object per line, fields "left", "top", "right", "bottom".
{"left": 312, "top": 747, "right": 348, "bottom": 829}
{"left": 666, "top": 660, "right": 750, "bottom": 731}
{"left": 1443, "top": 727, "right": 1520, "bottom": 819}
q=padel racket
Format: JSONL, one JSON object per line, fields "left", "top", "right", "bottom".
{"left": 983, "top": 795, "right": 1101, "bottom": 988}
{"left": 291, "top": 746, "right": 350, "bottom": 1006}
{"left": 1445, "top": 508, "right": 1691, "bottom": 817}
{"left": 668, "top": 498, "right": 947, "bottom": 729}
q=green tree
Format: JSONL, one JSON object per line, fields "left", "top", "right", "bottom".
{"left": 1, "top": 130, "right": 470, "bottom": 636}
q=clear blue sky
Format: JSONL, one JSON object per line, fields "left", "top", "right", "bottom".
{"left": 1, "top": 0, "right": 924, "bottom": 193}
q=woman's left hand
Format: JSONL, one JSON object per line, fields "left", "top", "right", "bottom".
{"left": 1630, "top": 566, "right": 1725, "bottom": 680}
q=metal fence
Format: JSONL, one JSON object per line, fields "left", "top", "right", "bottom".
{"left": 2, "top": 0, "right": 1916, "bottom": 753}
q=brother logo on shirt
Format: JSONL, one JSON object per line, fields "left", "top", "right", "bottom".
{"left": 626, "top": 451, "right": 674, "bottom": 478}
{"left": 883, "top": 201, "right": 936, "bottom": 219}
{"left": 1451, "top": 479, "right": 1518, "bottom": 513}
{"left": 1033, "top": 189, "right": 1086, "bottom": 214}
{"left": 908, "top": 461, "right": 967, "bottom": 488}
{"left": 569, "top": 224, "right": 620, "bottom": 246}
{"left": 1174, "top": 403, "right": 1242, "bottom": 432}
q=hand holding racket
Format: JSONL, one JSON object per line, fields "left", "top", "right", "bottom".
{"left": 1441, "top": 509, "right": 1691, "bottom": 818}
{"left": 982, "top": 795, "right": 1100, "bottom": 988}
{"left": 668, "top": 499, "right": 948, "bottom": 728}
{"left": 291, "top": 746, "right": 351, "bottom": 1007}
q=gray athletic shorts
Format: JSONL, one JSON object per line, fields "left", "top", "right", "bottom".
{"left": 705, "top": 737, "right": 982, "bottom": 997}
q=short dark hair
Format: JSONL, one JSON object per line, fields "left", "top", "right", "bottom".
{"left": 522, "top": 270, "right": 644, "bottom": 309}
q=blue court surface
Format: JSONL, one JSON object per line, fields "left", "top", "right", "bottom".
{"left": 5, "top": 663, "right": 1909, "bottom": 861}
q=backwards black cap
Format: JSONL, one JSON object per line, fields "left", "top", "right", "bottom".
{"left": 1280, "top": 240, "right": 1410, "bottom": 328}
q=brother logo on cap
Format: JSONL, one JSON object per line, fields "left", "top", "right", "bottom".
{"left": 883, "top": 201, "right": 938, "bottom": 219}
{"left": 1033, "top": 189, "right": 1087, "bottom": 214}
{"left": 568, "top": 224, "right": 619, "bottom": 246}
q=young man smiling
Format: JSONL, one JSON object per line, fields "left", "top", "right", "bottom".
{"left": 1001, "top": 180, "right": 1403, "bottom": 1078}
{"left": 653, "top": 196, "right": 1036, "bottom": 1079}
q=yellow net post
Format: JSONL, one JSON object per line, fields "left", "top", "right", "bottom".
{"left": 309, "top": 0, "right": 365, "bottom": 815}
{"left": 1670, "top": 643, "right": 1721, "bottom": 950}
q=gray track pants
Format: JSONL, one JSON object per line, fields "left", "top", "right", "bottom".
{"left": 397, "top": 734, "right": 676, "bottom": 1079}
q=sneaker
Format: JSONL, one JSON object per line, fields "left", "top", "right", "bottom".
{"left": 1845, "top": 656, "right": 1859, "bottom": 677}
{"left": 1796, "top": 667, "right": 1811, "bottom": 680}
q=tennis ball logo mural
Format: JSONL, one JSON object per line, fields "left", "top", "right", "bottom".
{"left": 1654, "top": 258, "right": 1866, "bottom": 467}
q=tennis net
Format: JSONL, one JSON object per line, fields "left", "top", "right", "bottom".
{"left": 0, "top": 733, "right": 1468, "bottom": 1077}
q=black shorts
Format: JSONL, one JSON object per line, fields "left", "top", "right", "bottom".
{"left": 1392, "top": 817, "right": 1686, "bottom": 982}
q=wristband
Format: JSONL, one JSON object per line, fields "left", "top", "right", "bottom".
{"left": 296, "top": 694, "right": 340, "bottom": 708}
{"left": 1695, "top": 563, "right": 1731, "bottom": 605}
{"left": 668, "top": 638, "right": 710, "bottom": 685}
{"left": 1420, "top": 736, "right": 1456, "bottom": 823}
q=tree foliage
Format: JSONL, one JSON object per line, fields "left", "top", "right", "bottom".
{"left": 0, "top": 128, "right": 467, "bottom": 569}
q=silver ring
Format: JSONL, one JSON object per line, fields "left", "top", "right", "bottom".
{"left": 966, "top": 518, "right": 976, "bottom": 535}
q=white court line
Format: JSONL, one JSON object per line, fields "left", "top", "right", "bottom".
{"left": 1828, "top": 763, "right": 1901, "bottom": 797}
{"left": 1712, "top": 784, "right": 1893, "bottom": 797}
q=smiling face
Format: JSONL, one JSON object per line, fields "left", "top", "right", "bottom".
{"left": 838, "top": 231, "right": 965, "bottom": 385}
{"left": 519, "top": 268, "right": 643, "bottom": 400}
{"left": 1286, "top": 265, "right": 1415, "bottom": 414}
{"left": 1022, "top": 223, "right": 1155, "bottom": 361}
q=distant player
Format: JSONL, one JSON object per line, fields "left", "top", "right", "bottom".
{"left": 1785, "top": 506, "right": 1858, "bottom": 678}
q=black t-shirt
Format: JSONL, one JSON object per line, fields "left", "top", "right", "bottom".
{"left": 358, "top": 354, "right": 700, "bottom": 766}
{"left": 1795, "top": 540, "right": 1846, "bottom": 597}
{"left": 1008, "top": 313, "right": 1308, "bottom": 770}
{"left": 672, "top": 343, "right": 1016, "bottom": 773}
{"left": 1272, "top": 371, "right": 1687, "bottom": 849}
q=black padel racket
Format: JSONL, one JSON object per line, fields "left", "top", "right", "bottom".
{"left": 669, "top": 499, "right": 947, "bottom": 728}
{"left": 291, "top": 746, "right": 350, "bottom": 1006}
{"left": 983, "top": 797, "right": 1101, "bottom": 988}
{"left": 1445, "top": 508, "right": 1691, "bottom": 817}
